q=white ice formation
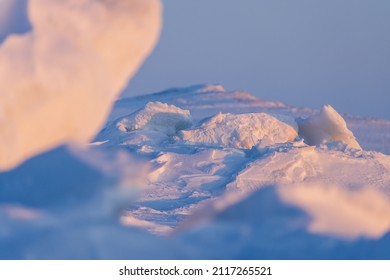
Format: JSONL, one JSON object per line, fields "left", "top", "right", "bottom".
{"left": 180, "top": 112, "right": 298, "bottom": 149}
{"left": 117, "top": 102, "right": 192, "bottom": 136}
{"left": 0, "top": 0, "right": 162, "bottom": 169}
{"left": 297, "top": 105, "right": 361, "bottom": 149}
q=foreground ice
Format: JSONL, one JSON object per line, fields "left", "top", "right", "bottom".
{"left": 0, "top": 0, "right": 162, "bottom": 169}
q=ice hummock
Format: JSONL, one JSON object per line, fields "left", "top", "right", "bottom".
{"left": 297, "top": 105, "right": 362, "bottom": 149}
{"left": 180, "top": 112, "right": 298, "bottom": 149}
{"left": 117, "top": 102, "right": 192, "bottom": 136}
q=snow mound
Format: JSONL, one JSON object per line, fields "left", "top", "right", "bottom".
{"left": 117, "top": 102, "right": 192, "bottom": 136}
{"left": 0, "top": 0, "right": 162, "bottom": 170}
{"left": 279, "top": 183, "right": 390, "bottom": 239}
{"left": 180, "top": 112, "right": 298, "bottom": 149}
{"left": 298, "top": 105, "right": 361, "bottom": 149}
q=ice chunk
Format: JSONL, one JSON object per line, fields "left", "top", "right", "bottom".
{"left": 117, "top": 102, "right": 192, "bottom": 136}
{"left": 0, "top": 0, "right": 162, "bottom": 170}
{"left": 297, "top": 105, "right": 361, "bottom": 149}
{"left": 180, "top": 112, "right": 298, "bottom": 149}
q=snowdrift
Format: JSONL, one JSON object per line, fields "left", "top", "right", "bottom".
{"left": 0, "top": 0, "right": 162, "bottom": 170}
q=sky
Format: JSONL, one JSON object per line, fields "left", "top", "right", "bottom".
{"left": 126, "top": 0, "right": 390, "bottom": 119}
{"left": 1, "top": 0, "right": 389, "bottom": 119}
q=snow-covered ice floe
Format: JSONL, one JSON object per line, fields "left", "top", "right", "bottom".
{"left": 2, "top": 83, "right": 390, "bottom": 259}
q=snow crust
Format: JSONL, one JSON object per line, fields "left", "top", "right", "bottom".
{"left": 0, "top": 0, "right": 162, "bottom": 170}
{"left": 180, "top": 112, "right": 298, "bottom": 149}
{"left": 298, "top": 105, "right": 361, "bottom": 149}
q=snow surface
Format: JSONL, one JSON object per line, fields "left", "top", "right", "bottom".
{"left": 0, "top": 0, "right": 162, "bottom": 170}
{"left": 2, "top": 84, "right": 390, "bottom": 259}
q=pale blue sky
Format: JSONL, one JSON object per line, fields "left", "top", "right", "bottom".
{"left": 1, "top": 0, "right": 389, "bottom": 119}
{"left": 126, "top": 0, "right": 390, "bottom": 119}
